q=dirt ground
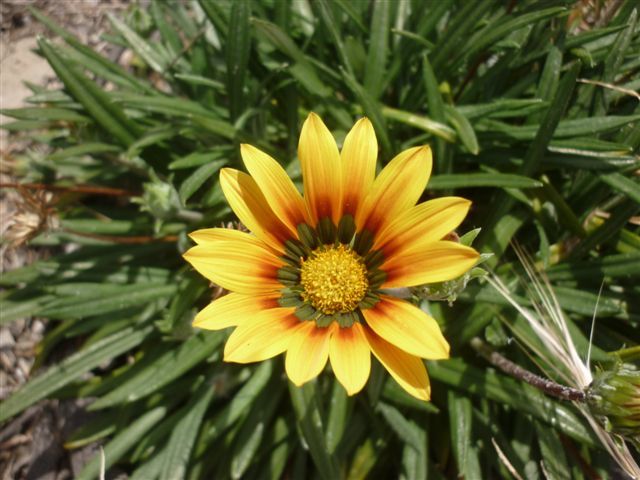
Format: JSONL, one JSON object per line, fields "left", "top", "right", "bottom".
{"left": 1, "top": 2, "right": 131, "bottom": 478}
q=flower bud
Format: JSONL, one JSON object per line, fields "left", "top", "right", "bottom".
{"left": 587, "top": 362, "right": 640, "bottom": 449}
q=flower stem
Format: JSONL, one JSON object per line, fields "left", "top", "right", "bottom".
{"left": 470, "top": 337, "right": 586, "bottom": 402}
{"left": 0, "top": 182, "right": 137, "bottom": 197}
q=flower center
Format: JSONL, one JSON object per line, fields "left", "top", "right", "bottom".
{"left": 300, "top": 244, "right": 369, "bottom": 315}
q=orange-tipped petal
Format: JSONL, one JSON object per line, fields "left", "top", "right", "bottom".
{"left": 224, "top": 309, "right": 301, "bottom": 363}
{"left": 362, "top": 296, "right": 449, "bottom": 360}
{"left": 373, "top": 197, "right": 471, "bottom": 257}
{"left": 329, "top": 322, "right": 371, "bottom": 395}
{"left": 220, "top": 168, "right": 292, "bottom": 252}
{"left": 356, "top": 145, "right": 432, "bottom": 235}
{"left": 299, "top": 113, "right": 342, "bottom": 225}
{"left": 341, "top": 117, "right": 377, "bottom": 217}
{"left": 183, "top": 234, "right": 282, "bottom": 294}
{"left": 285, "top": 321, "right": 332, "bottom": 386}
{"left": 240, "top": 144, "right": 309, "bottom": 233}
{"left": 365, "top": 327, "right": 431, "bottom": 401}
{"left": 381, "top": 241, "right": 479, "bottom": 288}
{"left": 193, "top": 292, "right": 280, "bottom": 330}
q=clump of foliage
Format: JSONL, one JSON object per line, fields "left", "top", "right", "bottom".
{"left": 1, "top": 1, "right": 639, "bottom": 478}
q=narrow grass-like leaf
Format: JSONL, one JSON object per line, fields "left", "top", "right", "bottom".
{"left": 159, "top": 380, "right": 215, "bottom": 480}
{"left": 76, "top": 405, "right": 167, "bottom": 480}
{"left": 30, "top": 7, "right": 155, "bottom": 94}
{"left": 481, "top": 115, "right": 640, "bottom": 141}
{"left": 315, "top": 0, "right": 355, "bottom": 77}
{"left": 0, "top": 326, "right": 151, "bottom": 423}
{"left": 325, "top": 379, "right": 349, "bottom": 454}
{"left": 382, "top": 106, "right": 456, "bottom": 142}
{"left": 108, "top": 13, "right": 170, "bottom": 74}
{"left": 363, "top": 0, "right": 390, "bottom": 98}
{"left": 289, "top": 381, "right": 340, "bottom": 480}
{"left": 251, "top": 19, "right": 330, "bottom": 96}
{"left": 429, "top": 359, "right": 597, "bottom": 446}
{"left": 230, "top": 381, "right": 283, "bottom": 479}
{"left": 48, "top": 143, "right": 120, "bottom": 161}
{"left": 460, "top": 7, "right": 567, "bottom": 65}
{"left": 197, "top": 361, "right": 274, "bottom": 448}
{"left": 179, "top": 159, "right": 226, "bottom": 203}
{"left": 547, "top": 252, "right": 640, "bottom": 281}
{"left": 88, "top": 332, "right": 223, "bottom": 409}
{"left": 599, "top": 172, "right": 640, "bottom": 204}
{"left": 378, "top": 402, "right": 427, "bottom": 480}
{"left": 39, "top": 283, "right": 177, "bottom": 319}
{"left": 0, "top": 107, "right": 89, "bottom": 122}
{"left": 428, "top": 173, "right": 542, "bottom": 189}
{"left": 37, "top": 38, "right": 140, "bottom": 147}
{"left": 0, "top": 294, "right": 57, "bottom": 325}
{"left": 448, "top": 391, "right": 482, "bottom": 479}
{"left": 444, "top": 105, "right": 479, "bottom": 154}
{"left": 226, "top": 0, "right": 251, "bottom": 120}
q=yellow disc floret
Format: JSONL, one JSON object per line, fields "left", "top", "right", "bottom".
{"left": 300, "top": 244, "right": 369, "bottom": 315}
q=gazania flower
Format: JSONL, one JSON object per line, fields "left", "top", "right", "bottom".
{"left": 184, "top": 113, "right": 478, "bottom": 400}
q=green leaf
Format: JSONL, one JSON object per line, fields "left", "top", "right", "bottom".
{"left": 444, "top": 105, "right": 479, "bottom": 154}
{"left": 226, "top": 0, "right": 251, "bottom": 120}
{"left": 382, "top": 106, "right": 456, "bottom": 143}
{"left": 289, "top": 381, "right": 340, "bottom": 480}
{"left": 159, "top": 380, "right": 215, "bottom": 480}
{"left": 169, "top": 150, "right": 228, "bottom": 170}
{"left": 377, "top": 402, "right": 427, "bottom": 480}
{"left": 325, "top": 379, "right": 349, "bottom": 454}
{"left": 77, "top": 405, "right": 168, "bottom": 480}
{"left": 251, "top": 19, "right": 330, "bottom": 97}
{"left": 230, "top": 380, "right": 283, "bottom": 479}
{"left": 0, "top": 107, "right": 90, "bottom": 122}
{"left": 363, "top": 0, "right": 390, "bottom": 99}
{"left": 179, "top": 159, "right": 226, "bottom": 203}
{"left": 315, "top": 0, "right": 355, "bottom": 77}
{"left": 39, "top": 283, "right": 177, "bottom": 319}
{"left": 448, "top": 391, "right": 482, "bottom": 479}
{"left": 461, "top": 7, "right": 567, "bottom": 64}
{"left": 0, "top": 294, "right": 57, "bottom": 325}
{"left": 88, "top": 332, "right": 223, "bottom": 409}
{"left": 37, "top": 37, "right": 141, "bottom": 147}
{"left": 599, "top": 172, "right": 640, "bottom": 204}
{"left": 429, "top": 359, "right": 597, "bottom": 446}
{"left": 108, "top": 13, "right": 170, "bottom": 74}
{"left": 48, "top": 143, "right": 121, "bottom": 161}
{"left": 0, "top": 326, "right": 152, "bottom": 423}
{"left": 30, "top": 7, "right": 155, "bottom": 94}
{"left": 481, "top": 115, "right": 640, "bottom": 141}
{"left": 547, "top": 253, "right": 640, "bottom": 281}
{"left": 428, "top": 173, "right": 542, "bottom": 189}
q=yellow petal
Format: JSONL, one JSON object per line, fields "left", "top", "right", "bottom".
{"left": 373, "top": 197, "right": 471, "bottom": 257}
{"left": 356, "top": 146, "right": 432, "bottom": 234}
{"left": 329, "top": 322, "right": 371, "bottom": 395}
{"left": 381, "top": 241, "right": 479, "bottom": 288}
{"left": 224, "top": 309, "right": 300, "bottom": 363}
{"left": 341, "top": 117, "right": 378, "bottom": 217}
{"left": 188, "top": 227, "right": 248, "bottom": 245}
{"left": 220, "top": 168, "right": 292, "bottom": 252}
{"left": 183, "top": 235, "right": 282, "bottom": 294}
{"left": 363, "top": 296, "right": 449, "bottom": 360}
{"left": 193, "top": 293, "right": 280, "bottom": 330}
{"left": 285, "top": 321, "right": 332, "bottom": 386}
{"left": 240, "top": 144, "right": 309, "bottom": 233}
{"left": 299, "top": 113, "right": 342, "bottom": 224}
{"left": 365, "top": 327, "right": 431, "bottom": 401}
